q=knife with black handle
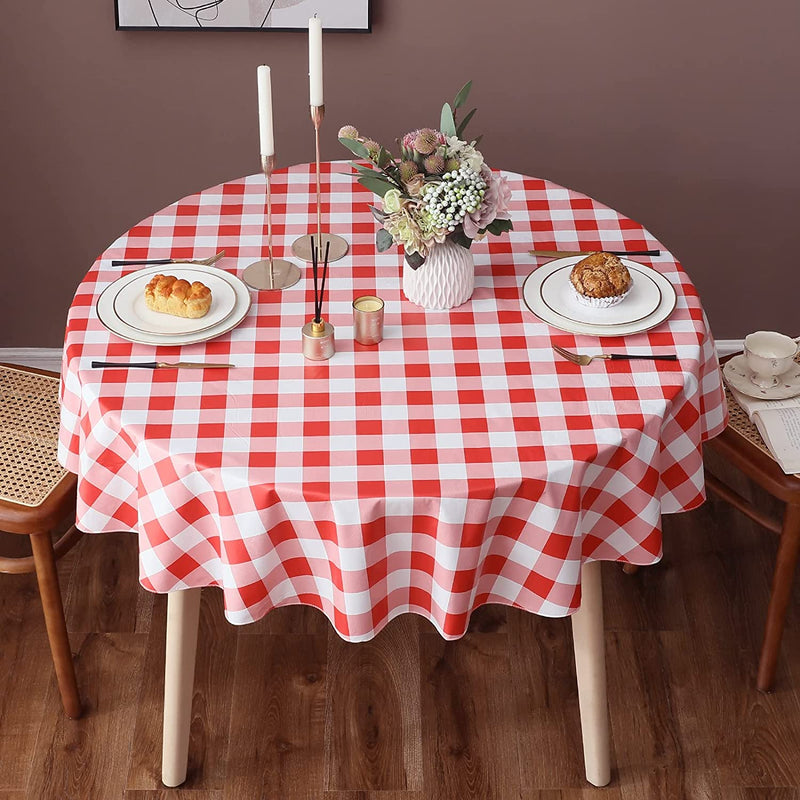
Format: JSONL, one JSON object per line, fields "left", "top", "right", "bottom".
{"left": 529, "top": 249, "right": 661, "bottom": 258}
{"left": 91, "top": 361, "right": 235, "bottom": 369}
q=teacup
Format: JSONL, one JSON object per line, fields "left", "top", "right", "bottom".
{"left": 744, "top": 331, "right": 799, "bottom": 388}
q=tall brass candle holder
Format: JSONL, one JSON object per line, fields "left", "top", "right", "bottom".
{"left": 243, "top": 155, "right": 302, "bottom": 291}
{"left": 291, "top": 105, "right": 349, "bottom": 264}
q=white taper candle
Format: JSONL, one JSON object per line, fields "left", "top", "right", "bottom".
{"left": 309, "top": 16, "right": 323, "bottom": 107}
{"left": 257, "top": 64, "right": 274, "bottom": 156}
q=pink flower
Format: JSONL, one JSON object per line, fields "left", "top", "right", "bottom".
{"left": 401, "top": 129, "right": 447, "bottom": 151}
{"left": 404, "top": 173, "right": 426, "bottom": 197}
{"left": 462, "top": 165, "right": 512, "bottom": 239}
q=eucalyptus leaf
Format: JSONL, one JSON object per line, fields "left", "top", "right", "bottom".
{"left": 449, "top": 228, "right": 473, "bottom": 250}
{"left": 453, "top": 80, "right": 472, "bottom": 110}
{"left": 339, "top": 136, "right": 371, "bottom": 160}
{"left": 368, "top": 204, "right": 386, "bottom": 222}
{"left": 405, "top": 251, "right": 426, "bottom": 270}
{"left": 377, "top": 147, "right": 393, "bottom": 169}
{"left": 376, "top": 228, "right": 395, "bottom": 252}
{"left": 358, "top": 174, "right": 396, "bottom": 198}
{"left": 473, "top": 134, "right": 483, "bottom": 147}
{"left": 440, "top": 103, "right": 457, "bottom": 138}
{"left": 456, "top": 108, "right": 477, "bottom": 137}
{"left": 350, "top": 161, "right": 376, "bottom": 175}
{"left": 485, "top": 217, "right": 514, "bottom": 236}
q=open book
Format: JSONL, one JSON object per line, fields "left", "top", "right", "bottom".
{"left": 728, "top": 388, "right": 800, "bottom": 474}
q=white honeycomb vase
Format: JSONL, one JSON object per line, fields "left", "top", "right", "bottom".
{"left": 402, "top": 240, "right": 475, "bottom": 310}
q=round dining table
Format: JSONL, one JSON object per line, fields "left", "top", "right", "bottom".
{"left": 58, "top": 161, "right": 727, "bottom": 788}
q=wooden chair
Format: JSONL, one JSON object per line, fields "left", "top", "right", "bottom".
{"left": 703, "top": 355, "right": 800, "bottom": 692}
{"left": 0, "top": 363, "right": 83, "bottom": 718}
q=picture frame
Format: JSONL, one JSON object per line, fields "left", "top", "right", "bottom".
{"left": 115, "top": 0, "right": 371, "bottom": 32}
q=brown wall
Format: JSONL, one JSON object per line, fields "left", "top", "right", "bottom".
{"left": 2, "top": 1, "right": 798, "bottom": 346}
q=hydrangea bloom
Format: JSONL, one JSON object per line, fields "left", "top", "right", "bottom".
{"left": 462, "top": 165, "right": 511, "bottom": 239}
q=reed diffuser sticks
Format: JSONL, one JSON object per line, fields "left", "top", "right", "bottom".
{"left": 302, "top": 238, "right": 335, "bottom": 360}
{"left": 311, "top": 238, "right": 331, "bottom": 324}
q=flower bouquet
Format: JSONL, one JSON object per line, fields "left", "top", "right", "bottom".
{"left": 339, "top": 82, "right": 512, "bottom": 308}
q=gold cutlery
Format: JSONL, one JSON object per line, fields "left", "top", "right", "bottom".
{"left": 111, "top": 250, "right": 226, "bottom": 267}
{"left": 553, "top": 345, "right": 677, "bottom": 365}
{"left": 91, "top": 361, "right": 235, "bottom": 369}
{"left": 529, "top": 249, "right": 660, "bottom": 258}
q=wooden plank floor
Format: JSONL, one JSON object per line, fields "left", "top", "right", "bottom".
{"left": 1, "top": 455, "right": 799, "bottom": 799}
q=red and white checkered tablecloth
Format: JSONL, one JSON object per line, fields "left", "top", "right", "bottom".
{"left": 58, "top": 162, "right": 727, "bottom": 640}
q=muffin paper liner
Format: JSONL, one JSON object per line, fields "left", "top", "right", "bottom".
{"left": 572, "top": 284, "right": 632, "bottom": 308}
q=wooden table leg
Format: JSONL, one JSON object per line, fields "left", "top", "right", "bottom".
{"left": 162, "top": 587, "right": 201, "bottom": 788}
{"left": 571, "top": 560, "right": 611, "bottom": 787}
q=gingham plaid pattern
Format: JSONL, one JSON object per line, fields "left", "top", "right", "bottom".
{"left": 58, "top": 162, "right": 727, "bottom": 640}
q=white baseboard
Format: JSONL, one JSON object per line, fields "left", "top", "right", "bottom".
{"left": 715, "top": 340, "right": 743, "bottom": 357}
{"left": 1, "top": 341, "right": 744, "bottom": 374}
{"left": 0, "top": 348, "right": 63, "bottom": 373}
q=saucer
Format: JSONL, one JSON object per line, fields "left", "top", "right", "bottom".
{"left": 723, "top": 354, "right": 800, "bottom": 400}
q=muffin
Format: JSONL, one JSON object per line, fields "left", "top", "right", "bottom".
{"left": 569, "top": 252, "right": 632, "bottom": 308}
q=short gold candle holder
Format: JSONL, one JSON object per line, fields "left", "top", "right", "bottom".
{"left": 291, "top": 105, "right": 349, "bottom": 264}
{"left": 243, "top": 155, "right": 302, "bottom": 291}
{"left": 302, "top": 318, "right": 335, "bottom": 361}
{"left": 353, "top": 295, "right": 384, "bottom": 346}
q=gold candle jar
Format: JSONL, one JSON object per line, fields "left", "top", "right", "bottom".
{"left": 352, "top": 296, "right": 384, "bottom": 346}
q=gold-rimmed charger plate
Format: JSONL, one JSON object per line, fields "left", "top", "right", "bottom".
{"left": 96, "top": 263, "right": 252, "bottom": 345}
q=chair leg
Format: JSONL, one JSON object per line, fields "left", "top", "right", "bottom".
{"left": 757, "top": 503, "right": 800, "bottom": 692}
{"left": 29, "top": 532, "right": 82, "bottom": 719}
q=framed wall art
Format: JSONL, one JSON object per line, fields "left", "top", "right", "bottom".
{"left": 115, "top": 0, "right": 370, "bottom": 32}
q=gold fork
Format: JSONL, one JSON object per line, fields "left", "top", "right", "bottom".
{"left": 111, "top": 250, "right": 226, "bottom": 267}
{"left": 553, "top": 344, "right": 678, "bottom": 365}
{"left": 185, "top": 250, "right": 225, "bottom": 266}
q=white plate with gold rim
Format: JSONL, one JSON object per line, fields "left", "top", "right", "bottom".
{"left": 96, "top": 263, "right": 252, "bottom": 346}
{"left": 112, "top": 266, "right": 238, "bottom": 336}
{"left": 539, "top": 263, "right": 662, "bottom": 326}
{"left": 522, "top": 256, "right": 677, "bottom": 337}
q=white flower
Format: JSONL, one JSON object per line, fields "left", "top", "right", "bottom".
{"left": 446, "top": 136, "right": 484, "bottom": 173}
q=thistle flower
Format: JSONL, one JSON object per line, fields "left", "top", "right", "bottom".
{"left": 414, "top": 128, "right": 440, "bottom": 156}
{"left": 363, "top": 139, "right": 381, "bottom": 160}
{"left": 423, "top": 153, "right": 445, "bottom": 175}
{"left": 444, "top": 157, "right": 460, "bottom": 173}
{"left": 338, "top": 125, "right": 360, "bottom": 139}
{"left": 398, "top": 160, "right": 420, "bottom": 183}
